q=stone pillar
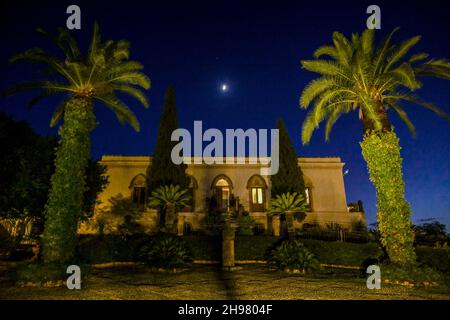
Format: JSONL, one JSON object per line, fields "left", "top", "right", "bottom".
{"left": 272, "top": 216, "right": 280, "bottom": 237}
{"left": 177, "top": 215, "right": 185, "bottom": 236}
{"left": 222, "top": 218, "right": 236, "bottom": 270}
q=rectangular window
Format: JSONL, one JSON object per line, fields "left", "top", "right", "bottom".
{"left": 252, "top": 187, "right": 263, "bottom": 204}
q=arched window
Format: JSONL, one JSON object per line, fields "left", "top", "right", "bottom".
{"left": 211, "top": 175, "right": 233, "bottom": 211}
{"left": 129, "top": 174, "right": 147, "bottom": 208}
{"left": 247, "top": 175, "right": 267, "bottom": 212}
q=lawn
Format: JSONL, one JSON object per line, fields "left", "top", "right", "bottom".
{"left": 1, "top": 264, "right": 449, "bottom": 300}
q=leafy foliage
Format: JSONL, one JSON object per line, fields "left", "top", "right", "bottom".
{"left": 148, "top": 184, "right": 192, "bottom": 233}
{"left": 5, "top": 23, "right": 150, "bottom": 264}
{"left": 147, "top": 184, "right": 192, "bottom": 211}
{"left": 300, "top": 28, "right": 450, "bottom": 267}
{"left": 360, "top": 131, "right": 416, "bottom": 266}
{"left": 381, "top": 263, "right": 442, "bottom": 287}
{"left": 137, "top": 233, "right": 192, "bottom": 269}
{"left": 300, "top": 28, "right": 450, "bottom": 143}
{"left": 268, "top": 239, "right": 319, "bottom": 273}
{"left": 95, "top": 194, "right": 144, "bottom": 237}
{"left": 235, "top": 214, "right": 256, "bottom": 236}
{"left": 146, "top": 86, "right": 189, "bottom": 193}
{"left": 0, "top": 113, "right": 108, "bottom": 257}
{"left": 414, "top": 221, "right": 449, "bottom": 246}
{"left": 270, "top": 118, "right": 306, "bottom": 197}
{"left": 201, "top": 213, "right": 225, "bottom": 236}
{"left": 41, "top": 98, "right": 96, "bottom": 264}
{"left": 268, "top": 192, "right": 309, "bottom": 215}
{"left": 4, "top": 23, "right": 150, "bottom": 131}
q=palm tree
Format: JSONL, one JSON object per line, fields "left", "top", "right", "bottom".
{"left": 4, "top": 24, "right": 150, "bottom": 264}
{"left": 268, "top": 192, "right": 308, "bottom": 239}
{"left": 299, "top": 28, "right": 450, "bottom": 266}
{"left": 148, "top": 185, "right": 192, "bottom": 233}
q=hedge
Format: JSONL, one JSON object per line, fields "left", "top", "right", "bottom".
{"left": 416, "top": 246, "right": 450, "bottom": 273}
{"left": 76, "top": 234, "right": 449, "bottom": 273}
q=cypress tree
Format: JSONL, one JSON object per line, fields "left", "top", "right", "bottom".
{"left": 271, "top": 118, "right": 306, "bottom": 198}
{"left": 146, "top": 86, "right": 189, "bottom": 193}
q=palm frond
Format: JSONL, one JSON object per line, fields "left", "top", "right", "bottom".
{"left": 299, "top": 77, "right": 336, "bottom": 108}
{"left": 373, "top": 27, "right": 399, "bottom": 74}
{"left": 96, "top": 94, "right": 141, "bottom": 131}
{"left": 301, "top": 60, "right": 350, "bottom": 80}
{"left": 385, "top": 35, "right": 421, "bottom": 71}
{"left": 385, "top": 101, "right": 416, "bottom": 136}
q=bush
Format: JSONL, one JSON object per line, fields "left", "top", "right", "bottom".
{"left": 268, "top": 239, "right": 319, "bottom": 273}
{"left": 235, "top": 235, "right": 278, "bottom": 260}
{"left": 381, "top": 263, "right": 442, "bottom": 287}
{"left": 0, "top": 224, "right": 14, "bottom": 259}
{"left": 77, "top": 235, "right": 134, "bottom": 263}
{"left": 236, "top": 214, "right": 255, "bottom": 236}
{"left": 416, "top": 246, "right": 450, "bottom": 273}
{"left": 137, "top": 233, "right": 192, "bottom": 269}
{"left": 201, "top": 214, "right": 224, "bottom": 236}
{"left": 183, "top": 234, "right": 221, "bottom": 260}
{"left": 301, "top": 239, "right": 384, "bottom": 266}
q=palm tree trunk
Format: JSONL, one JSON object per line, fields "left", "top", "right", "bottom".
{"left": 165, "top": 203, "right": 177, "bottom": 234}
{"left": 360, "top": 128, "right": 416, "bottom": 266}
{"left": 285, "top": 211, "right": 296, "bottom": 240}
{"left": 42, "top": 98, "right": 95, "bottom": 264}
{"left": 361, "top": 102, "right": 392, "bottom": 134}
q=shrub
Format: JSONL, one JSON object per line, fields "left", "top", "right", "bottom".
{"left": 236, "top": 214, "right": 255, "bottom": 236}
{"left": 301, "top": 239, "right": 384, "bottom": 266}
{"left": 0, "top": 224, "right": 14, "bottom": 259}
{"left": 416, "top": 246, "right": 450, "bottom": 273}
{"left": 183, "top": 234, "right": 221, "bottom": 260}
{"left": 137, "top": 233, "right": 192, "bottom": 269}
{"left": 268, "top": 239, "right": 319, "bottom": 273}
{"left": 201, "top": 214, "right": 225, "bottom": 236}
{"left": 235, "top": 235, "right": 278, "bottom": 260}
{"left": 77, "top": 235, "right": 133, "bottom": 263}
{"left": 381, "top": 263, "right": 442, "bottom": 287}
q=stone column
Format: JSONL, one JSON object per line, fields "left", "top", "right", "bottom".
{"left": 177, "top": 215, "right": 185, "bottom": 236}
{"left": 222, "top": 217, "right": 236, "bottom": 270}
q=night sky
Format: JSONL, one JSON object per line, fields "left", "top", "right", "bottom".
{"left": 1, "top": 0, "right": 449, "bottom": 229}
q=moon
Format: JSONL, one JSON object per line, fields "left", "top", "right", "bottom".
{"left": 221, "top": 84, "right": 228, "bottom": 92}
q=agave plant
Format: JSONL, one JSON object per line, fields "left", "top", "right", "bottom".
{"left": 148, "top": 185, "right": 192, "bottom": 233}
{"left": 4, "top": 23, "right": 150, "bottom": 264}
{"left": 268, "top": 192, "right": 308, "bottom": 239}
{"left": 300, "top": 28, "right": 450, "bottom": 266}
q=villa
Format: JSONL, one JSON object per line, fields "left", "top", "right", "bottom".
{"left": 79, "top": 155, "right": 365, "bottom": 235}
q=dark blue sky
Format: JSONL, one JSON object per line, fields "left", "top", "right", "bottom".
{"left": 1, "top": 0, "right": 449, "bottom": 229}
